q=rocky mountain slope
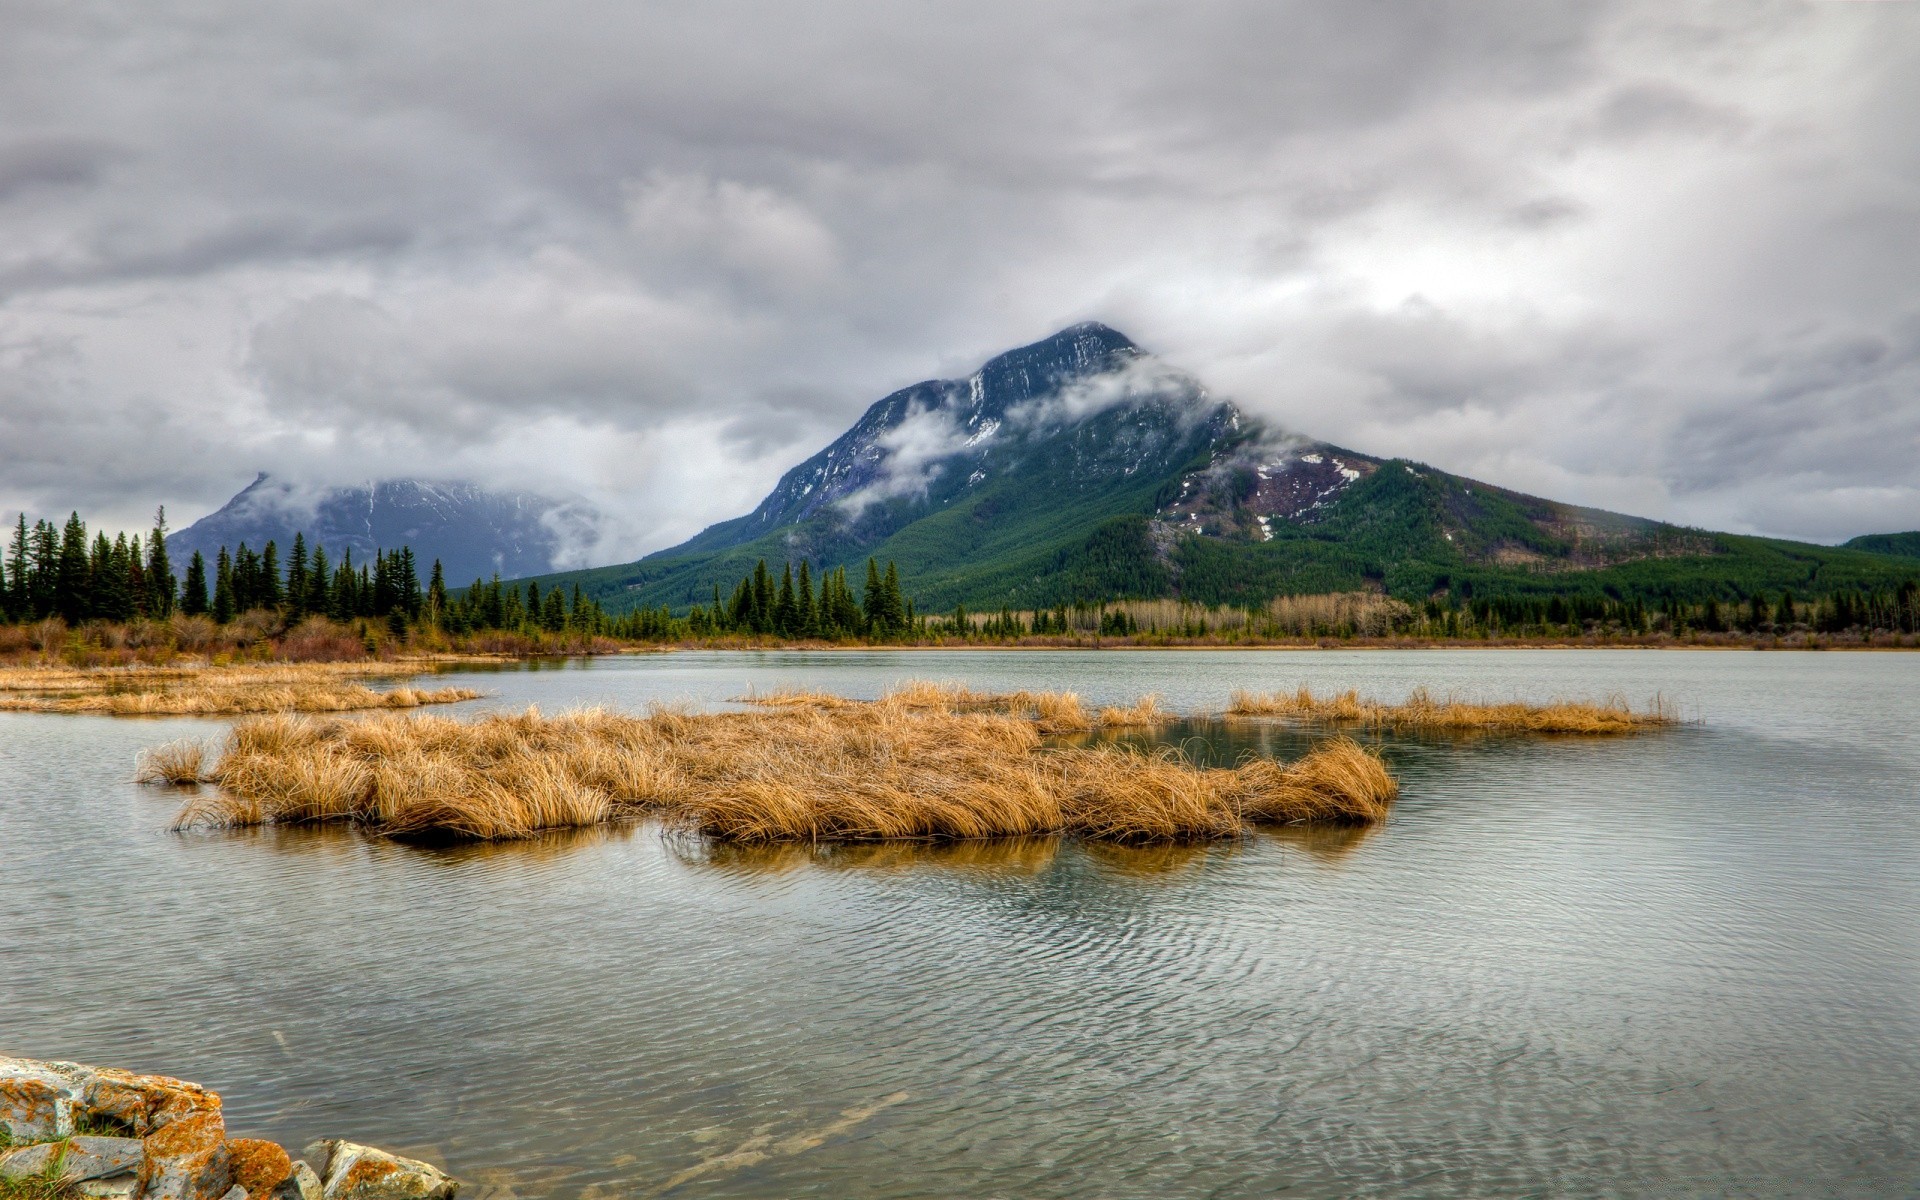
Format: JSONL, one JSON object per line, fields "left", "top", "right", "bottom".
{"left": 523, "top": 323, "right": 1917, "bottom": 612}
{"left": 169, "top": 475, "right": 596, "bottom": 583}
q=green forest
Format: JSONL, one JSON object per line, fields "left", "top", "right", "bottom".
{"left": 5, "top": 507, "right": 1917, "bottom": 646}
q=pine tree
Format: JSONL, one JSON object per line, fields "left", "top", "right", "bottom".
{"left": 286, "top": 534, "right": 309, "bottom": 620}
{"left": 570, "top": 584, "right": 589, "bottom": 630}
{"left": 751, "top": 560, "right": 773, "bottom": 633}
{"left": 862, "top": 558, "right": 884, "bottom": 635}
{"left": 181, "top": 552, "right": 210, "bottom": 617}
{"left": 796, "top": 561, "right": 816, "bottom": 637}
{"left": 305, "top": 547, "right": 331, "bottom": 618}
{"left": 211, "top": 548, "right": 236, "bottom": 624}
{"left": 329, "top": 549, "right": 355, "bottom": 620}
{"left": 126, "top": 534, "right": 148, "bottom": 619}
{"left": 29, "top": 520, "right": 58, "bottom": 619}
{"left": 54, "top": 513, "right": 91, "bottom": 624}
{"left": 773, "top": 563, "right": 797, "bottom": 635}
{"left": 146, "top": 507, "right": 175, "bottom": 618}
{"left": 6, "top": 514, "right": 28, "bottom": 620}
{"left": 880, "top": 560, "right": 905, "bottom": 633}
{"left": 260, "top": 541, "right": 283, "bottom": 609}
{"left": 399, "top": 548, "right": 421, "bottom": 617}
{"left": 427, "top": 560, "right": 447, "bottom": 625}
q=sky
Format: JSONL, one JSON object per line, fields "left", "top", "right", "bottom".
{"left": 3, "top": 0, "right": 1918, "bottom": 559}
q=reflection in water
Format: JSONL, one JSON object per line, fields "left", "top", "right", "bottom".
{"left": 1256, "top": 820, "right": 1381, "bottom": 862}
{"left": 679, "top": 835, "right": 1064, "bottom": 876}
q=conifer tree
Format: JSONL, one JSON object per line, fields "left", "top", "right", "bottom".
{"left": 211, "top": 548, "right": 236, "bottom": 624}
{"left": 570, "top": 584, "right": 589, "bottom": 629}
{"left": 126, "top": 534, "right": 148, "bottom": 618}
{"left": 6, "top": 515, "right": 28, "bottom": 619}
{"left": 796, "top": 561, "right": 816, "bottom": 637}
{"left": 146, "top": 507, "right": 176, "bottom": 618}
{"left": 30, "top": 519, "right": 58, "bottom": 619}
{"left": 862, "top": 558, "right": 884, "bottom": 635}
{"left": 880, "top": 560, "right": 905, "bottom": 633}
{"left": 773, "top": 563, "right": 797, "bottom": 635}
{"left": 286, "top": 534, "right": 309, "bottom": 620}
{"left": 54, "top": 513, "right": 91, "bottom": 624}
{"left": 181, "top": 551, "right": 210, "bottom": 616}
{"left": 305, "top": 547, "right": 331, "bottom": 617}
{"left": 427, "top": 560, "right": 447, "bottom": 625}
{"left": 751, "top": 560, "right": 773, "bottom": 633}
{"left": 399, "top": 548, "right": 422, "bottom": 617}
{"left": 260, "top": 541, "right": 282, "bottom": 609}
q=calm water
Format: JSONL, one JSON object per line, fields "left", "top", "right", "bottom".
{"left": 3, "top": 650, "right": 1917, "bottom": 1198}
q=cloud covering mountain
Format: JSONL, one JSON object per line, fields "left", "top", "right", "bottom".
{"left": 2, "top": 1, "right": 1917, "bottom": 547}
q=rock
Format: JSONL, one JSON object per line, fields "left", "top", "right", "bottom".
{"left": 0, "top": 1141, "right": 62, "bottom": 1179}
{"left": 313, "top": 1141, "right": 457, "bottom": 1200}
{"left": 300, "top": 1143, "right": 332, "bottom": 1184}
{"left": 139, "top": 1110, "right": 233, "bottom": 1200}
{"left": 58, "top": 1136, "right": 147, "bottom": 1181}
{"left": 82, "top": 1066, "right": 223, "bottom": 1135}
{"left": 226, "top": 1137, "right": 294, "bottom": 1200}
{"left": 219, "top": 1186, "right": 250, "bottom": 1200}
{"left": 277, "top": 1160, "right": 324, "bottom": 1200}
{"left": 77, "top": 1174, "right": 141, "bottom": 1199}
{"left": 0, "top": 1056, "right": 81, "bottom": 1141}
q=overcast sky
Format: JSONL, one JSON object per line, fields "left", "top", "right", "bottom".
{"left": 3, "top": 0, "right": 1917, "bottom": 555}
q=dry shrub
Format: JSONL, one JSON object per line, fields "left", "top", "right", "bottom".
{"left": 277, "top": 616, "right": 368, "bottom": 662}
{"left": 1226, "top": 685, "right": 1677, "bottom": 734}
{"left": 166, "top": 686, "right": 1398, "bottom": 844}
{"left": 167, "top": 614, "right": 220, "bottom": 652}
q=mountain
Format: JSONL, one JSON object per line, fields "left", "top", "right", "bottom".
{"left": 169, "top": 476, "right": 598, "bottom": 584}
{"left": 1844, "top": 532, "right": 1920, "bottom": 559}
{"left": 527, "top": 323, "right": 1919, "bottom": 613}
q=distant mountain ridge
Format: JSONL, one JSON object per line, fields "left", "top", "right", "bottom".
{"left": 169, "top": 476, "right": 595, "bottom": 583}
{"left": 513, "top": 323, "right": 1920, "bottom": 612}
{"left": 1844, "top": 532, "right": 1920, "bottom": 559}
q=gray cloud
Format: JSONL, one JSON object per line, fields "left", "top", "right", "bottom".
{"left": 1, "top": 0, "right": 1917, "bottom": 550}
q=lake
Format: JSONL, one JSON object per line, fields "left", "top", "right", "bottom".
{"left": 3, "top": 649, "right": 1917, "bottom": 1197}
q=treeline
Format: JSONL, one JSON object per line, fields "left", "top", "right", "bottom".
{"left": 0, "top": 508, "right": 448, "bottom": 637}
{"left": 1453, "top": 585, "right": 1920, "bottom": 638}
{"left": 3, "top": 510, "right": 180, "bottom": 624}
{"left": 511, "top": 558, "right": 919, "bottom": 642}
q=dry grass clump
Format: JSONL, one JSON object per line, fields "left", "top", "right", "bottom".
{"left": 165, "top": 687, "right": 1397, "bottom": 844}
{"left": 0, "top": 661, "right": 480, "bottom": 715}
{"left": 136, "top": 738, "right": 209, "bottom": 784}
{"left": 1226, "top": 685, "right": 1676, "bottom": 734}
{"left": 1095, "top": 694, "right": 1174, "bottom": 728}
{"left": 767, "top": 680, "right": 1098, "bottom": 734}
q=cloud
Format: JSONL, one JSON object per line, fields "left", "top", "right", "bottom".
{"left": 0, "top": 0, "right": 1916, "bottom": 549}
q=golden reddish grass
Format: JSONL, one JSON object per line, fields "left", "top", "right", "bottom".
{"left": 0, "top": 661, "right": 480, "bottom": 715}
{"left": 1226, "top": 685, "right": 1677, "bottom": 734}
{"left": 165, "top": 686, "right": 1397, "bottom": 843}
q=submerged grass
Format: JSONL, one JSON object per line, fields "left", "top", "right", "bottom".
{"left": 1226, "top": 685, "right": 1677, "bottom": 734}
{"left": 0, "top": 661, "right": 481, "bottom": 715}
{"left": 164, "top": 685, "right": 1397, "bottom": 844}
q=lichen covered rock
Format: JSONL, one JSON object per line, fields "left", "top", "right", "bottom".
{"left": 0, "top": 1056, "right": 81, "bottom": 1141}
{"left": 226, "top": 1137, "right": 295, "bottom": 1200}
{"left": 306, "top": 1141, "right": 457, "bottom": 1200}
{"left": 139, "top": 1110, "right": 233, "bottom": 1200}
{"left": 58, "top": 1135, "right": 147, "bottom": 1181}
{"left": 83, "top": 1067, "right": 223, "bottom": 1136}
